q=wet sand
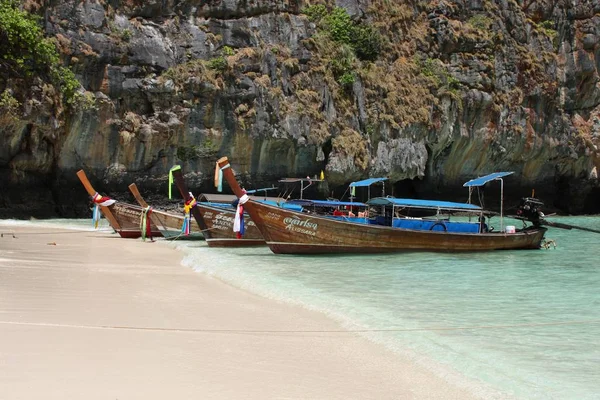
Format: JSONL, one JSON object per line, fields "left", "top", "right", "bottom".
{"left": 0, "top": 223, "right": 486, "bottom": 399}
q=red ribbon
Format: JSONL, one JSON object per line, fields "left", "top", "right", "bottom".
{"left": 146, "top": 208, "right": 153, "bottom": 240}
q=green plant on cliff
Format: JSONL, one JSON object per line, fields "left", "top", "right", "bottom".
{"left": 176, "top": 140, "right": 218, "bottom": 161}
{"left": 120, "top": 29, "right": 132, "bottom": 42}
{"left": 323, "top": 6, "right": 353, "bottom": 44}
{"left": 51, "top": 66, "right": 80, "bottom": 104}
{"left": 303, "top": 4, "right": 328, "bottom": 22}
{"left": 0, "top": 0, "right": 80, "bottom": 104}
{"left": 207, "top": 46, "right": 235, "bottom": 73}
{"left": 107, "top": 21, "right": 132, "bottom": 42}
{"left": 536, "top": 20, "right": 557, "bottom": 41}
{"left": 328, "top": 44, "right": 357, "bottom": 91}
{"left": 208, "top": 56, "right": 227, "bottom": 71}
{"left": 351, "top": 24, "right": 382, "bottom": 62}
{"left": 162, "top": 59, "right": 205, "bottom": 83}
{"left": 303, "top": 5, "right": 382, "bottom": 62}
{"left": 467, "top": 15, "right": 492, "bottom": 31}
{"left": 222, "top": 45, "right": 235, "bottom": 56}
{"left": 419, "top": 57, "right": 460, "bottom": 92}
{"left": 337, "top": 71, "right": 355, "bottom": 88}
{"left": 0, "top": 88, "right": 20, "bottom": 119}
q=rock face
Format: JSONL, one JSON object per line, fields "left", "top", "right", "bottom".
{"left": 1, "top": 0, "right": 599, "bottom": 217}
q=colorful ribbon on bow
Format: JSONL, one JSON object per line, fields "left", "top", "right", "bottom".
{"left": 181, "top": 194, "right": 197, "bottom": 236}
{"left": 140, "top": 206, "right": 153, "bottom": 241}
{"left": 233, "top": 192, "right": 249, "bottom": 239}
{"left": 214, "top": 162, "right": 223, "bottom": 192}
{"left": 91, "top": 192, "right": 117, "bottom": 229}
{"left": 92, "top": 205, "right": 102, "bottom": 229}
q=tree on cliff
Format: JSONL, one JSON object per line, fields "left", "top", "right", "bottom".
{"left": 0, "top": 0, "right": 79, "bottom": 104}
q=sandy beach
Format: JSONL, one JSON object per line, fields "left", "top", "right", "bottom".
{"left": 0, "top": 222, "right": 485, "bottom": 400}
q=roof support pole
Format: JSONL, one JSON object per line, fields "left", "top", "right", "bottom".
{"left": 500, "top": 178, "right": 504, "bottom": 232}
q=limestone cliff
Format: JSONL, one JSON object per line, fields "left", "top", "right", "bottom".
{"left": 1, "top": 0, "right": 599, "bottom": 217}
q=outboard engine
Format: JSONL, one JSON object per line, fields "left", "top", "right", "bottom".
{"left": 516, "top": 197, "right": 545, "bottom": 226}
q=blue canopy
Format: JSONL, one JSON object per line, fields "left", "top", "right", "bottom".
{"left": 367, "top": 197, "right": 482, "bottom": 211}
{"left": 246, "top": 187, "right": 276, "bottom": 194}
{"left": 287, "top": 199, "right": 367, "bottom": 208}
{"left": 204, "top": 202, "right": 234, "bottom": 209}
{"left": 256, "top": 199, "right": 304, "bottom": 212}
{"left": 463, "top": 172, "right": 514, "bottom": 187}
{"left": 349, "top": 177, "right": 388, "bottom": 187}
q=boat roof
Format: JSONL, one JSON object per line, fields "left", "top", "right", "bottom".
{"left": 257, "top": 199, "right": 304, "bottom": 211}
{"left": 203, "top": 201, "right": 234, "bottom": 209}
{"left": 287, "top": 199, "right": 367, "bottom": 208}
{"left": 279, "top": 178, "right": 324, "bottom": 183}
{"left": 349, "top": 177, "right": 388, "bottom": 187}
{"left": 463, "top": 172, "right": 514, "bottom": 187}
{"left": 198, "top": 193, "right": 285, "bottom": 203}
{"left": 367, "top": 197, "right": 482, "bottom": 211}
{"left": 246, "top": 186, "right": 277, "bottom": 194}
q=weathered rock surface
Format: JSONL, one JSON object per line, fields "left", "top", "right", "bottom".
{"left": 1, "top": 0, "right": 599, "bottom": 218}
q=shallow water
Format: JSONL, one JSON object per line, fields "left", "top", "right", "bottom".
{"left": 177, "top": 216, "right": 600, "bottom": 400}
{"left": 4, "top": 216, "right": 600, "bottom": 399}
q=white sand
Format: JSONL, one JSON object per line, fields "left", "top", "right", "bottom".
{"left": 0, "top": 223, "right": 489, "bottom": 399}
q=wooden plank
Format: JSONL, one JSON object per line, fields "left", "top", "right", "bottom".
{"left": 128, "top": 183, "right": 150, "bottom": 208}
{"left": 76, "top": 169, "right": 122, "bottom": 230}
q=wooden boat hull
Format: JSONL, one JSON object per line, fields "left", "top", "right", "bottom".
{"left": 110, "top": 202, "right": 163, "bottom": 239}
{"left": 76, "top": 170, "right": 162, "bottom": 239}
{"left": 169, "top": 167, "right": 264, "bottom": 247}
{"left": 238, "top": 200, "right": 546, "bottom": 254}
{"left": 196, "top": 203, "right": 265, "bottom": 247}
{"left": 148, "top": 209, "right": 204, "bottom": 240}
{"left": 127, "top": 183, "right": 203, "bottom": 241}
{"left": 215, "top": 157, "right": 546, "bottom": 254}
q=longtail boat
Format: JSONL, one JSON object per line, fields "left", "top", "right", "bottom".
{"left": 216, "top": 157, "right": 547, "bottom": 254}
{"left": 128, "top": 183, "right": 204, "bottom": 240}
{"left": 76, "top": 170, "right": 162, "bottom": 239}
{"left": 169, "top": 166, "right": 265, "bottom": 247}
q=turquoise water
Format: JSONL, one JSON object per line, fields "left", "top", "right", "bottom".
{"left": 176, "top": 216, "right": 600, "bottom": 400}
{"left": 3, "top": 217, "right": 599, "bottom": 398}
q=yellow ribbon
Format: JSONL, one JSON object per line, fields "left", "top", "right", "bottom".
{"left": 184, "top": 198, "right": 197, "bottom": 214}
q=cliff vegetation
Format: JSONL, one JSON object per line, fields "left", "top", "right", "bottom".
{"left": 1, "top": 0, "right": 599, "bottom": 217}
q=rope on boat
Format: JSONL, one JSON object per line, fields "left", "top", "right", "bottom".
{"left": 1, "top": 319, "right": 599, "bottom": 335}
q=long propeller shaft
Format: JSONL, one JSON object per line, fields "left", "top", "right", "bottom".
{"left": 541, "top": 220, "right": 600, "bottom": 234}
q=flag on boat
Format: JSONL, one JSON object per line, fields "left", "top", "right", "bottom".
{"left": 168, "top": 165, "right": 181, "bottom": 199}
{"left": 214, "top": 162, "right": 223, "bottom": 192}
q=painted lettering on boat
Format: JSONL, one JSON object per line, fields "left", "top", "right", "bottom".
{"left": 116, "top": 208, "right": 140, "bottom": 219}
{"left": 283, "top": 216, "right": 318, "bottom": 236}
{"left": 265, "top": 212, "right": 281, "bottom": 221}
{"left": 211, "top": 213, "right": 234, "bottom": 230}
{"left": 211, "top": 212, "right": 255, "bottom": 231}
